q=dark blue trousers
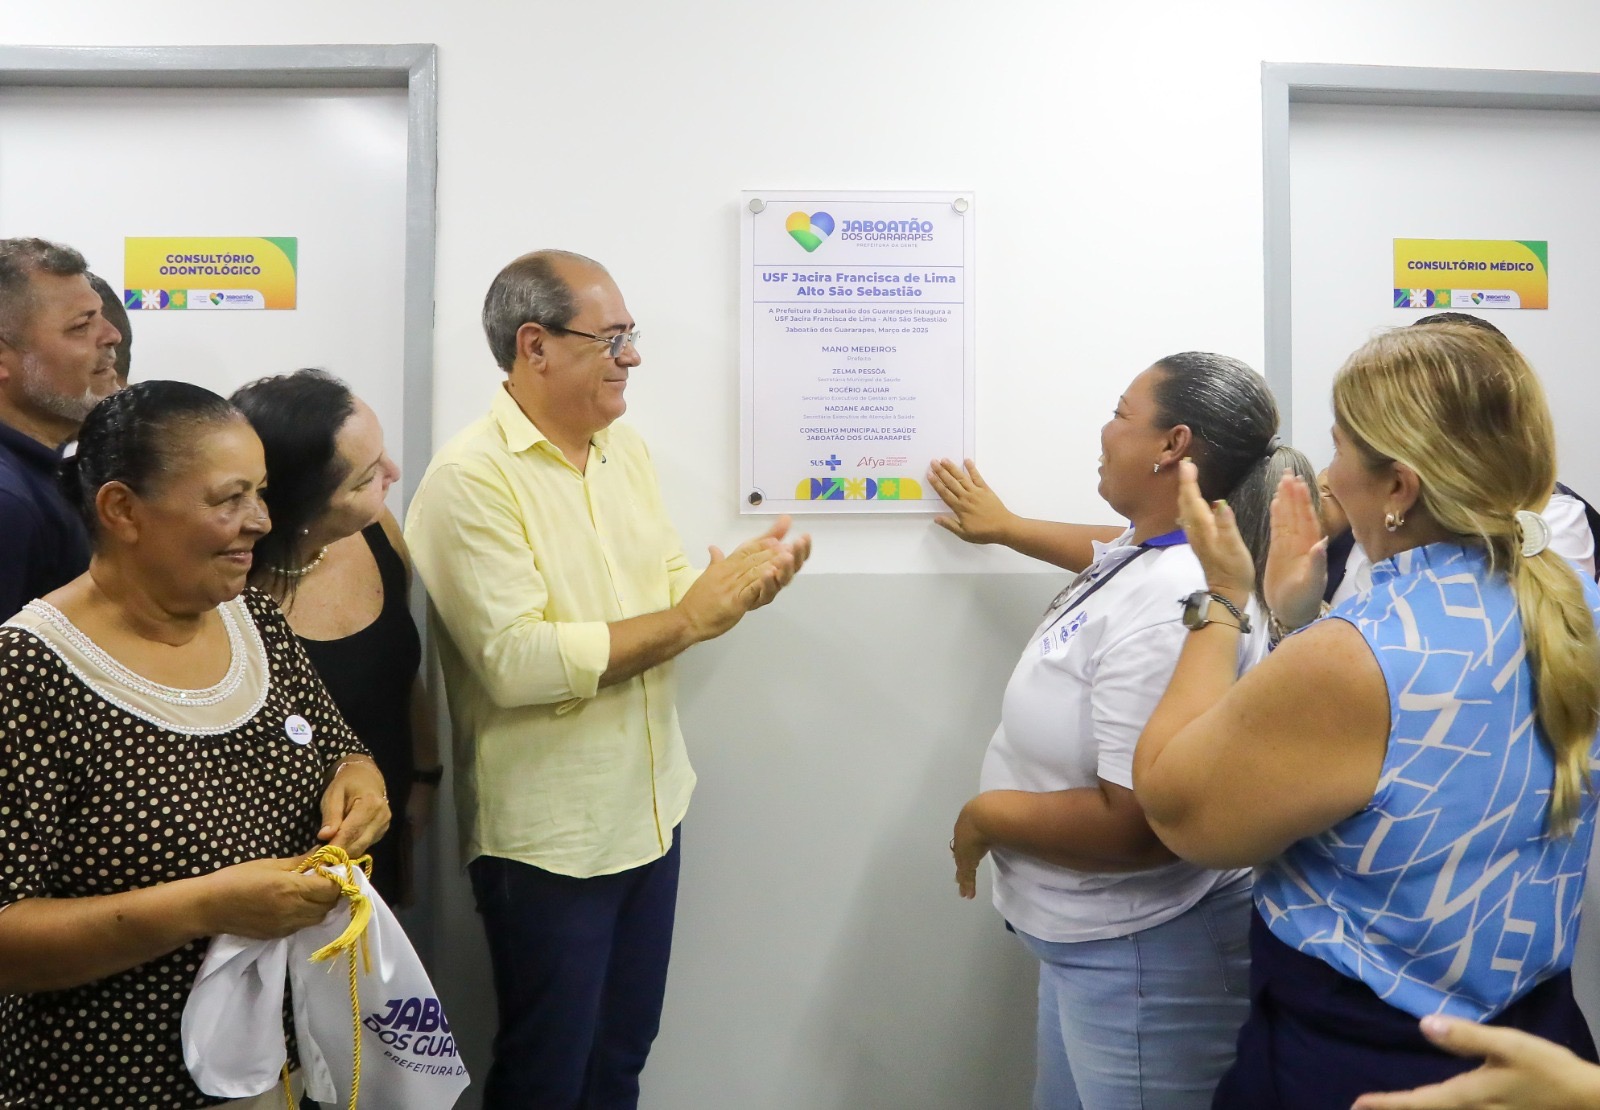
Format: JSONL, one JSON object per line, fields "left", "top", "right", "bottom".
{"left": 1214, "top": 909, "right": 1597, "bottom": 1108}
{"left": 468, "top": 833, "right": 681, "bottom": 1110}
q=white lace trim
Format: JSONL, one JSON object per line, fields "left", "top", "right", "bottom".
{"left": 7, "top": 596, "right": 272, "bottom": 736}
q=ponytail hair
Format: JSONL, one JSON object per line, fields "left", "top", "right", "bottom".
{"left": 1228, "top": 444, "right": 1320, "bottom": 610}
{"left": 1514, "top": 548, "right": 1600, "bottom": 835}
{"left": 1149, "top": 352, "right": 1312, "bottom": 608}
{"left": 1334, "top": 324, "right": 1600, "bottom": 835}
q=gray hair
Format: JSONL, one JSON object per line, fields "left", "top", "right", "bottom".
{"left": 0, "top": 238, "right": 89, "bottom": 347}
{"left": 1229, "top": 443, "right": 1321, "bottom": 609}
{"left": 481, "top": 249, "right": 605, "bottom": 371}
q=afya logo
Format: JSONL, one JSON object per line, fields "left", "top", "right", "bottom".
{"left": 364, "top": 995, "right": 465, "bottom": 1073}
{"left": 786, "top": 211, "right": 835, "bottom": 252}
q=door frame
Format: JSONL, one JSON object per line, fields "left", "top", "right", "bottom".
{"left": 0, "top": 43, "right": 438, "bottom": 498}
{"left": 1261, "top": 62, "right": 1600, "bottom": 435}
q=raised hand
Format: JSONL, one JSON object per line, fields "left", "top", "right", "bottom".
{"left": 1263, "top": 473, "right": 1328, "bottom": 630}
{"left": 727, "top": 515, "right": 811, "bottom": 606}
{"left": 1175, "top": 459, "right": 1255, "bottom": 597}
{"left": 679, "top": 539, "right": 792, "bottom": 640}
{"left": 928, "top": 458, "right": 1016, "bottom": 545}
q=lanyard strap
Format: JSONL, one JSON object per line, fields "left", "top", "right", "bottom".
{"left": 1041, "top": 528, "right": 1189, "bottom": 634}
{"left": 1140, "top": 527, "right": 1188, "bottom": 548}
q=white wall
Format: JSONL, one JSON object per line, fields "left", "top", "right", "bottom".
{"left": 12, "top": 3, "right": 1600, "bottom": 1107}
{"left": 10, "top": 1, "right": 1600, "bottom": 568}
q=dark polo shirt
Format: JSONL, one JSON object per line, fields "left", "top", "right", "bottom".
{"left": 0, "top": 420, "right": 90, "bottom": 622}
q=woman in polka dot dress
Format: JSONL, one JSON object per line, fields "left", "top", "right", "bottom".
{"left": 0, "top": 381, "right": 391, "bottom": 1108}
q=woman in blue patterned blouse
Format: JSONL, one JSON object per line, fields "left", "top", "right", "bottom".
{"left": 1131, "top": 323, "right": 1600, "bottom": 1108}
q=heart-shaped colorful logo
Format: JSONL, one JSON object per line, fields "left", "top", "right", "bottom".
{"left": 786, "top": 211, "right": 834, "bottom": 252}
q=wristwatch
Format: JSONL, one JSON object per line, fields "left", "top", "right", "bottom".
{"left": 412, "top": 766, "right": 444, "bottom": 786}
{"left": 1181, "top": 589, "right": 1251, "bottom": 634}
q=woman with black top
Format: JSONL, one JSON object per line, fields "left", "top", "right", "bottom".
{"left": 233, "top": 369, "right": 438, "bottom": 905}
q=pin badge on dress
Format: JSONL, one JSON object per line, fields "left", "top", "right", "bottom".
{"left": 285, "top": 715, "right": 314, "bottom": 745}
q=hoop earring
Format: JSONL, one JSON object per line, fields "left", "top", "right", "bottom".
{"left": 1385, "top": 510, "right": 1405, "bottom": 533}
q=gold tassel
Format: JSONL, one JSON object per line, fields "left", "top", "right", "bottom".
{"left": 296, "top": 845, "right": 375, "bottom": 1110}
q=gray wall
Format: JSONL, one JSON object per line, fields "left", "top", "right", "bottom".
{"left": 430, "top": 573, "right": 1050, "bottom": 1109}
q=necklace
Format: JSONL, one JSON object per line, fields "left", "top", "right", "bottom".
{"left": 279, "top": 546, "right": 329, "bottom": 578}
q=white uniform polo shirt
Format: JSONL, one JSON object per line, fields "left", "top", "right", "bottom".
{"left": 979, "top": 529, "right": 1258, "bottom": 944}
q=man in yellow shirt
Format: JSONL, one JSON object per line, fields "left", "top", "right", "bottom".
{"left": 406, "top": 249, "right": 808, "bottom": 1110}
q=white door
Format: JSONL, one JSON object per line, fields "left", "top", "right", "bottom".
{"left": 1288, "top": 100, "right": 1600, "bottom": 1026}
{"left": 0, "top": 85, "right": 409, "bottom": 500}
{"left": 1288, "top": 101, "right": 1600, "bottom": 482}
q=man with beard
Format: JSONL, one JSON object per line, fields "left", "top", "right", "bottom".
{"left": 0, "top": 239, "right": 122, "bottom": 619}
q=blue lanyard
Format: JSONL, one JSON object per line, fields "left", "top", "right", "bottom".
{"left": 1042, "top": 527, "right": 1189, "bottom": 633}
{"left": 1140, "top": 527, "right": 1188, "bottom": 548}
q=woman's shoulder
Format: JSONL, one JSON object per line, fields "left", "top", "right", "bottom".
{"left": 368, "top": 510, "right": 412, "bottom": 583}
{"left": 238, "top": 584, "right": 284, "bottom": 620}
{"left": 1126, "top": 544, "right": 1207, "bottom": 604}
{"left": 237, "top": 586, "right": 294, "bottom": 645}
{"left": 0, "top": 614, "right": 84, "bottom": 698}
{"left": 1082, "top": 545, "right": 1204, "bottom": 642}
{"left": 0, "top": 617, "right": 60, "bottom": 659}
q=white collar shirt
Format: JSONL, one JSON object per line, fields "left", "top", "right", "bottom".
{"left": 979, "top": 529, "right": 1258, "bottom": 943}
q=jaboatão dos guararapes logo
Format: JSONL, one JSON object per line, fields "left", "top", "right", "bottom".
{"left": 786, "top": 211, "right": 834, "bottom": 252}
{"left": 364, "top": 995, "right": 465, "bottom": 1074}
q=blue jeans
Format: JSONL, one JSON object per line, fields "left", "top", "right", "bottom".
{"left": 1016, "top": 878, "right": 1252, "bottom": 1110}
{"left": 468, "top": 833, "right": 681, "bottom": 1110}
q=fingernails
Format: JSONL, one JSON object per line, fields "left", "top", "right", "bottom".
{"left": 1419, "top": 1014, "right": 1449, "bottom": 1037}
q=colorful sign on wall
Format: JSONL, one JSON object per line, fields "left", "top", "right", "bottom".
{"left": 123, "top": 236, "right": 298, "bottom": 310}
{"left": 1392, "top": 238, "right": 1547, "bottom": 310}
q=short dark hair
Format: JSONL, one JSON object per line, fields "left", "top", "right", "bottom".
{"left": 86, "top": 272, "right": 132, "bottom": 382}
{"left": 1412, "top": 311, "right": 1506, "bottom": 339}
{"left": 230, "top": 369, "right": 357, "bottom": 591}
{"left": 0, "top": 238, "right": 88, "bottom": 346}
{"left": 66, "top": 380, "right": 242, "bottom": 538}
{"left": 481, "top": 249, "right": 604, "bottom": 371}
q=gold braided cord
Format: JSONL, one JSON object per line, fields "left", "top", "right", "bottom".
{"left": 283, "top": 845, "right": 376, "bottom": 1110}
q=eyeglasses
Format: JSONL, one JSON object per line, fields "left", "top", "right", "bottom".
{"left": 544, "top": 324, "right": 641, "bottom": 359}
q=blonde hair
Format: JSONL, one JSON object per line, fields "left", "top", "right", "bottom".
{"left": 1332, "top": 325, "right": 1599, "bottom": 834}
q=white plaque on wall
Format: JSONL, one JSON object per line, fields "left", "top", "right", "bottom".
{"left": 739, "top": 190, "right": 975, "bottom": 514}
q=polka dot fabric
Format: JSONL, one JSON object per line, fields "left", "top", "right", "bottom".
{"left": 0, "top": 588, "right": 368, "bottom": 1107}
